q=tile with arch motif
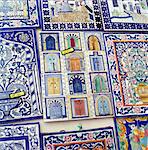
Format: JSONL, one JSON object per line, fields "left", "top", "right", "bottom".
{"left": 39, "top": 31, "right": 113, "bottom": 122}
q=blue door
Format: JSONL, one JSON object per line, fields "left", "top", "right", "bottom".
{"left": 46, "top": 36, "right": 56, "bottom": 50}
{"left": 73, "top": 78, "right": 82, "bottom": 93}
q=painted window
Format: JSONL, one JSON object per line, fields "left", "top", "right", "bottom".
{"left": 88, "top": 35, "right": 100, "bottom": 51}
{"left": 46, "top": 36, "right": 56, "bottom": 50}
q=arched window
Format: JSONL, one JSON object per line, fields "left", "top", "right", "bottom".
{"left": 46, "top": 36, "right": 56, "bottom": 50}
{"left": 94, "top": 75, "right": 107, "bottom": 93}
{"left": 49, "top": 102, "right": 63, "bottom": 119}
{"left": 88, "top": 35, "right": 101, "bottom": 51}
{"left": 73, "top": 78, "right": 83, "bottom": 93}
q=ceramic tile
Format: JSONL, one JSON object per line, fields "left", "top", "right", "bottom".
{"left": 42, "top": 127, "right": 116, "bottom": 150}
{"left": 40, "top": 0, "right": 102, "bottom": 30}
{"left": 116, "top": 116, "right": 148, "bottom": 150}
{"left": 0, "top": 29, "right": 42, "bottom": 122}
{"left": 100, "top": 0, "right": 148, "bottom": 31}
{"left": 0, "top": 0, "right": 40, "bottom": 29}
{"left": 0, "top": 123, "right": 40, "bottom": 150}
{"left": 104, "top": 33, "right": 148, "bottom": 116}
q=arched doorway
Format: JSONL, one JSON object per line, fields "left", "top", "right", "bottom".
{"left": 97, "top": 96, "right": 110, "bottom": 115}
{"left": 69, "top": 56, "right": 81, "bottom": 71}
{"left": 49, "top": 102, "right": 62, "bottom": 119}
{"left": 67, "top": 36, "right": 79, "bottom": 49}
{"left": 88, "top": 35, "right": 101, "bottom": 51}
{"left": 94, "top": 75, "right": 107, "bottom": 93}
{"left": 46, "top": 36, "right": 56, "bottom": 50}
{"left": 73, "top": 78, "right": 83, "bottom": 93}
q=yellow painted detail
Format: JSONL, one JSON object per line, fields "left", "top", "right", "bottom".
{"left": 61, "top": 48, "right": 74, "bottom": 55}
{"left": 10, "top": 91, "right": 25, "bottom": 99}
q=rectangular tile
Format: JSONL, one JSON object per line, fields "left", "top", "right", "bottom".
{"left": 0, "top": 0, "right": 40, "bottom": 28}
{"left": 0, "top": 29, "right": 42, "bottom": 122}
{"left": 0, "top": 123, "right": 40, "bottom": 150}
{"left": 40, "top": 0, "right": 102, "bottom": 30}
{"left": 116, "top": 116, "right": 148, "bottom": 150}
{"left": 42, "top": 127, "right": 116, "bottom": 150}
{"left": 104, "top": 33, "right": 148, "bottom": 116}
{"left": 100, "top": 0, "right": 148, "bottom": 31}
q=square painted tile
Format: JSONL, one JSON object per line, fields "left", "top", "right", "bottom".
{"left": 40, "top": 0, "right": 103, "bottom": 30}
{"left": 0, "top": 0, "right": 40, "bottom": 29}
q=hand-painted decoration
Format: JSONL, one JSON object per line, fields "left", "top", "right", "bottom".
{"left": 0, "top": 0, "right": 40, "bottom": 29}
{"left": 42, "top": 127, "right": 116, "bottom": 150}
{"left": 0, "top": 29, "right": 42, "bottom": 123}
{"left": 71, "top": 97, "right": 88, "bottom": 118}
{"left": 100, "top": 0, "right": 148, "bottom": 31}
{"left": 39, "top": 31, "right": 113, "bottom": 122}
{"left": 40, "top": 0, "right": 102, "bottom": 30}
{"left": 116, "top": 116, "right": 148, "bottom": 150}
{"left": 0, "top": 123, "right": 41, "bottom": 150}
{"left": 104, "top": 33, "right": 148, "bottom": 116}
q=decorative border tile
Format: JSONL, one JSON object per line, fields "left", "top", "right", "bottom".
{"left": 0, "top": 0, "right": 40, "bottom": 29}
{"left": 42, "top": 127, "right": 116, "bottom": 150}
{"left": 0, "top": 29, "right": 42, "bottom": 123}
{"left": 40, "top": 0, "right": 102, "bottom": 30}
{"left": 104, "top": 33, "right": 148, "bottom": 116}
{"left": 0, "top": 123, "right": 41, "bottom": 150}
{"left": 100, "top": 0, "right": 148, "bottom": 31}
{"left": 39, "top": 31, "right": 113, "bottom": 122}
{"left": 115, "top": 116, "right": 148, "bottom": 150}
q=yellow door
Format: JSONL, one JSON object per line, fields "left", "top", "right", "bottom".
{"left": 70, "top": 58, "right": 81, "bottom": 71}
{"left": 47, "top": 77, "right": 60, "bottom": 94}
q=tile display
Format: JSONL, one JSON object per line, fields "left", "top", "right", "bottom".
{"left": 0, "top": 29, "right": 42, "bottom": 122}
{"left": 0, "top": 123, "right": 41, "bottom": 150}
{"left": 100, "top": 0, "right": 148, "bottom": 31}
{"left": 104, "top": 33, "right": 148, "bottom": 116}
{"left": 116, "top": 116, "right": 148, "bottom": 150}
{"left": 40, "top": 0, "right": 102, "bottom": 30}
{"left": 0, "top": 0, "right": 40, "bottom": 29}
{"left": 39, "top": 31, "right": 113, "bottom": 122}
{"left": 42, "top": 127, "right": 116, "bottom": 150}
